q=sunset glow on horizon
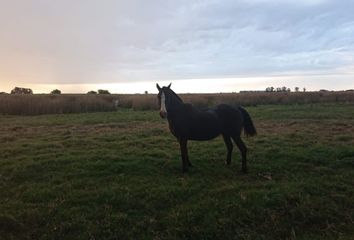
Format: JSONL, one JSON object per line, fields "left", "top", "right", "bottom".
{"left": 2, "top": 73, "right": 354, "bottom": 94}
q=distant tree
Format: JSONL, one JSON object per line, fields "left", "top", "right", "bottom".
{"left": 144, "top": 90, "right": 148, "bottom": 94}
{"left": 11, "top": 87, "right": 33, "bottom": 94}
{"left": 303, "top": 87, "right": 306, "bottom": 92}
{"left": 87, "top": 90, "right": 97, "bottom": 94}
{"left": 0, "top": 92, "right": 7, "bottom": 94}
{"left": 266, "top": 87, "right": 274, "bottom": 92}
{"left": 295, "top": 87, "right": 299, "bottom": 92}
{"left": 98, "top": 89, "right": 110, "bottom": 94}
{"left": 267, "top": 86, "right": 291, "bottom": 92}
{"left": 50, "top": 89, "right": 61, "bottom": 94}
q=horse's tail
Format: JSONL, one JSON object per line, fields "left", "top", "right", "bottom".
{"left": 239, "top": 107, "right": 257, "bottom": 137}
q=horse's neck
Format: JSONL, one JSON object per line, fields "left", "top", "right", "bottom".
{"left": 167, "top": 95, "right": 185, "bottom": 118}
{"left": 168, "top": 100, "right": 197, "bottom": 122}
{"left": 169, "top": 98, "right": 183, "bottom": 111}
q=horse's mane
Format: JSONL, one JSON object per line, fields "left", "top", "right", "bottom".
{"left": 167, "top": 88, "right": 183, "bottom": 103}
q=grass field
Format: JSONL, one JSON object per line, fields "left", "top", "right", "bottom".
{"left": 1, "top": 104, "right": 354, "bottom": 239}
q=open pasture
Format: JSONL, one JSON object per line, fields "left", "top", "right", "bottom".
{"left": 1, "top": 104, "right": 354, "bottom": 239}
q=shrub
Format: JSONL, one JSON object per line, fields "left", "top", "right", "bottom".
{"left": 98, "top": 89, "right": 110, "bottom": 94}
{"left": 10, "top": 87, "right": 33, "bottom": 94}
{"left": 50, "top": 89, "right": 61, "bottom": 94}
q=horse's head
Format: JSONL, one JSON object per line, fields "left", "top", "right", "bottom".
{"left": 156, "top": 83, "right": 171, "bottom": 119}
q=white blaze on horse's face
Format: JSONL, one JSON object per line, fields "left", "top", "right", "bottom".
{"left": 160, "top": 91, "right": 168, "bottom": 119}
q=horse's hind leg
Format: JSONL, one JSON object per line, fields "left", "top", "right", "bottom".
{"left": 222, "top": 134, "right": 233, "bottom": 165}
{"left": 232, "top": 136, "right": 248, "bottom": 173}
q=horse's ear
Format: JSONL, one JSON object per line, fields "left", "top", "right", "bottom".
{"left": 156, "top": 83, "right": 161, "bottom": 91}
{"left": 167, "top": 83, "right": 172, "bottom": 89}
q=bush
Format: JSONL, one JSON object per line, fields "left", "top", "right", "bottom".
{"left": 98, "top": 89, "right": 110, "bottom": 94}
{"left": 10, "top": 87, "right": 33, "bottom": 94}
{"left": 50, "top": 89, "right": 61, "bottom": 94}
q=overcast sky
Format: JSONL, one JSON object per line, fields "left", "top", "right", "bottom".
{"left": 1, "top": 0, "right": 354, "bottom": 93}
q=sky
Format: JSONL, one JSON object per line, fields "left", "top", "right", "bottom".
{"left": 1, "top": 0, "right": 354, "bottom": 93}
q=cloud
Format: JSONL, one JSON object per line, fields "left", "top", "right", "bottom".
{"left": 0, "top": 0, "right": 353, "bottom": 87}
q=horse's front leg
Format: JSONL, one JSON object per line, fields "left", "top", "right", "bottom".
{"left": 179, "top": 138, "right": 189, "bottom": 173}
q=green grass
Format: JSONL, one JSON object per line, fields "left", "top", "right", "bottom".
{"left": 1, "top": 104, "right": 354, "bottom": 240}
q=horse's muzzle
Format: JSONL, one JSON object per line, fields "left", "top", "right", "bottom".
{"left": 160, "top": 111, "right": 167, "bottom": 119}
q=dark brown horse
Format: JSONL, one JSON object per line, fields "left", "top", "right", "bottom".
{"left": 156, "top": 83, "right": 257, "bottom": 173}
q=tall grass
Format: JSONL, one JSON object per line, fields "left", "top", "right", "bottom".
{"left": 0, "top": 94, "right": 119, "bottom": 115}
{"left": 0, "top": 91, "right": 354, "bottom": 115}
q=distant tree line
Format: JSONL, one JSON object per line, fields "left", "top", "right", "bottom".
{"left": 87, "top": 89, "right": 111, "bottom": 94}
{"left": 265, "top": 86, "right": 306, "bottom": 92}
{"left": 1, "top": 87, "right": 113, "bottom": 95}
